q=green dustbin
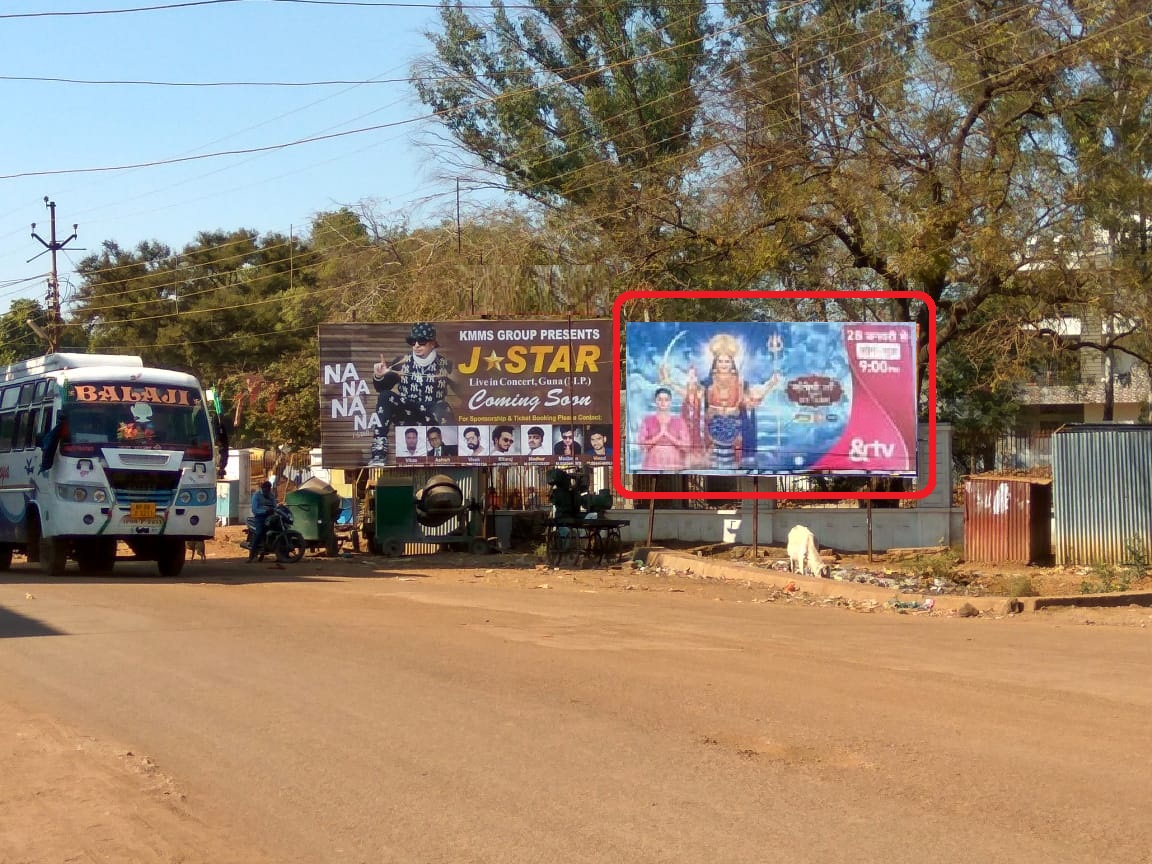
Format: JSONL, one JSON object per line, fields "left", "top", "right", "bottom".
{"left": 286, "top": 478, "right": 341, "bottom": 557}
{"left": 370, "top": 481, "right": 417, "bottom": 555}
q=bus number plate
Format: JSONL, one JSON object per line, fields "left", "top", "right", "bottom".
{"left": 130, "top": 502, "right": 156, "bottom": 519}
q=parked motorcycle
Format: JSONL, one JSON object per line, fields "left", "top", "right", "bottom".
{"left": 241, "top": 504, "right": 306, "bottom": 563}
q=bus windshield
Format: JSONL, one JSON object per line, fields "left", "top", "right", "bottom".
{"left": 64, "top": 383, "right": 213, "bottom": 454}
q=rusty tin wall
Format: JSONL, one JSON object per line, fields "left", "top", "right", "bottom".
{"left": 963, "top": 477, "right": 1052, "bottom": 565}
{"left": 1052, "top": 425, "right": 1152, "bottom": 565}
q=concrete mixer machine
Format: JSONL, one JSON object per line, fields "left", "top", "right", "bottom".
{"left": 362, "top": 475, "right": 494, "bottom": 557}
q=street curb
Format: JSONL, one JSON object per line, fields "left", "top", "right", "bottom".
{"left": 637, "top": 549, "right": 1152, "bottom": 615}
{"left": 1029, "top": 592, "right": 1152, "bottom": 611}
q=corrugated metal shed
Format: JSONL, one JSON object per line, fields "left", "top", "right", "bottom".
{"left": 1052, "top": 424, "right": 1152, "bottom": 565}
{"left": 963, "top": 476, "right": 1052, "bottom": 565}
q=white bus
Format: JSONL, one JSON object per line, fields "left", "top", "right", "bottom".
{"left": 0, "top": 353, "right": 222, "bottom": 577}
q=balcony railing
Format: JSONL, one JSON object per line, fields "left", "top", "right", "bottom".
{"left": 1025, "top": 368, "right": 1083, "bottom": 387}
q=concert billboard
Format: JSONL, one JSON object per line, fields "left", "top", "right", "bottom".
{"left": 624, "top": 321, "right": 918, "bottom": 476}
{"left": 319, "top": 321, "right": 613, "bottom": 469}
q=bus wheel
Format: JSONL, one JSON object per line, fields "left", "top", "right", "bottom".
{"left": 156, "top": 539, "right": 186, "bottom": 579}
{"left": 0, "top": 544, "right": 12, "bottom": 571}
{"left": 76, "top": 539, "right": 117, "bottom": 574}
{"left": 25, "top": 512, "right": 42, "bottom": 563}
{"left": 40, "top": 537, "right": 68, "bottom": 576}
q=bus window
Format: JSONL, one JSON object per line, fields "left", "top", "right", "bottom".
{"left": 71, "top": 411, "right": 110, "bottom": 444}
{"left": 0, "top": 412, "right": 12, "bottom": 452}
{"left": 12, "top": 411, "right": 27, "bottom": 449}
{"left": 0, "top": 387, "right": 17, "bottom": 411}
{"left": 18, "top": 384, "right": 34, "bottom": 406}
{"left": 39, "top": 405, "right": 55, "bottom": 439}
{"left": 24, "top": 407, "right": 42, "bottom": 449}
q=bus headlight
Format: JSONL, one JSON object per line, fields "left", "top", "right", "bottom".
{"left": 56, "top": 484, "right": 109, "bottom": 503}
{"left": 176, "top": 488, "right": 216, "bottom": 506}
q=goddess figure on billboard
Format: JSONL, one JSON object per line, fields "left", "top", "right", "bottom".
{"left": 663, "top": 333, "right": 781, "bottom": 469}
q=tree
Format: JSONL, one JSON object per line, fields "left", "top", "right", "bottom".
{"left": 71, "top": 239, "right": 176, "bottom": 354}
{"left": 0, "top": 298, "right": 60, "bottom": 364}
{"left": 70, "top": 229, "right": 322, "bottom": 447}
{"left": 414, "top": 0, "right": 715, "bottom": 294}
{"left": 1056, "top": 0, "right": 1152, "bottom": 418}
{"left": 714, "top": 0, "right": 1109, "bottom": 397}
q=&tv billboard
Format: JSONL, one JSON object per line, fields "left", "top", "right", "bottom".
{"left": 624, "top": 321, "right": 918, "bottom": 476}
{"left": 319, "top": 321, "right": 613, "bottom": 469}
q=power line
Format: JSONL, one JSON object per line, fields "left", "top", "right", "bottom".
{"left": 4, "top": 0, "right": 1138, "bottom": 315}
{"left": 0, "top": 118, "right": 421, "bottom": 180}
{"left": 0, "top": 0, "right": 241, "bottom": 17}
{"left": 0, "top": 0, "right": 716, "bottom": 18}
{"left": 0, "top": 74, "right": 425, "bottom": 87}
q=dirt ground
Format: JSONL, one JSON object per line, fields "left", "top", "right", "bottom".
{"left": 678, "top": 539, "right": 1152, "bottom": 599}
{"left": 3, "top": 528, "right": 1151, "bottom": 863}
{"left": 204, "top": 526, "right": 1152, "bottom": 610}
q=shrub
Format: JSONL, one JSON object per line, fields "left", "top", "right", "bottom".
{"left": 1003, "top": 575, "right": 1038, "bottom": 598}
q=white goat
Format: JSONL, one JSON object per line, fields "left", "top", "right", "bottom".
{"left": 786, "top": 525, "right": 830, "bottom": 578}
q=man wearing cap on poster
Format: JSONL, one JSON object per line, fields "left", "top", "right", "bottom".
{"left": 369, "top": 322, "right": 456, "bottom": 466}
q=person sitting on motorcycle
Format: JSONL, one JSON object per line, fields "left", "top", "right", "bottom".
{"left": 248, "top": 481, "right": 276, "bottom": 563}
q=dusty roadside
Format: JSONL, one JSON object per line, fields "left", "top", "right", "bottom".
{"left": 2, "top": 533, "right": 1149, "bottom": 863}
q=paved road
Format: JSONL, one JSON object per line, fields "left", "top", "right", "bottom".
{"left": 2, "top": 559, "right": 1151, "bottom": 863}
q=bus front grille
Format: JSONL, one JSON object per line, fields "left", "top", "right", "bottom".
{"left": 105, "top": 469, "right": 180, "bottom": 508}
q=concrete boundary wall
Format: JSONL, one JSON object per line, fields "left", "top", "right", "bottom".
{"left": 602, "top": 506, "right": 963, "bottom": 553}
{"left": 601, "top": 422, "right": 960, "bottom": 552}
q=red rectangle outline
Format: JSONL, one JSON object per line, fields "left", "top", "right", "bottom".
{"left": 611, "top": 290, "right": 938, "bottom": 501}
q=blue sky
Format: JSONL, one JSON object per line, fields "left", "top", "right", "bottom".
{"left": 0, "top": 0, "right": 482, "bottom": 314}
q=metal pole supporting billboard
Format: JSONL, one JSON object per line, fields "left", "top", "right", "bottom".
{"left": 752, "top": 477, "right": 759, "bottom": 558}
{"left": 646, "top": 477, "right": 655, "bottom": 547}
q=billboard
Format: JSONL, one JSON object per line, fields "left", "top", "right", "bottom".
{"left": 319, "top": 321, "right": 613, "bottom": 469}
{"left": 624, "top": 321, "right": 918, "bottom": 476}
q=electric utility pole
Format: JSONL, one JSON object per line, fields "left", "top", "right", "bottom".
{"left": 30, "top": 197, "right": 78, "bottom": 353}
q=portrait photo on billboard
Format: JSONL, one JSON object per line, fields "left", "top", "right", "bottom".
{"left": 584, "top": 424, "right": 613, "bottom": 462}
{"left": 319, "top": 320, "right": 612, "bottom": 468}
{"left": 458, "top": 424, "right": 490, "bottom": 459}
{"left": 552, "top": 424, "right": 583, "bottom": 458}
{"left": 490, "top": 424, "right": 519, "bottom": 458}
{"left": 395, "top": 425, "right": 428, "bottom": 461}
{"left": 624, "top": 322, "right": 918, "bottom": 477}
{"left": 521, "top": 424, "right": 552, "bottom": 458}
{"left": 424, "top": 425, "right": 457, "bottom": 459}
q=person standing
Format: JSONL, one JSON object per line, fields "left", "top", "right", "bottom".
{"left": 638, "top": 387, "right": 690, "bottom": 470}
{"left": 248, "top": 481, "right": 276, "bottom": 563}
